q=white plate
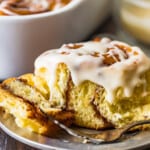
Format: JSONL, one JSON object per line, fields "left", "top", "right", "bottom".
{"left": 0, "top": 111, "right": 150, "bottom": 150}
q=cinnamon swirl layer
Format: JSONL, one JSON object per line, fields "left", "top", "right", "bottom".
{"left": 0, "top": 74, "right": 73, "bottom": 135}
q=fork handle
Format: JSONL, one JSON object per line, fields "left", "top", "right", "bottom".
{"left": 121, "top": 120, "right": 150, "bottom": 134}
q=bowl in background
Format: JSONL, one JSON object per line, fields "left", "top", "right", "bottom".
{"left": 0, "top": 0, "right": 110, "bottom": 79}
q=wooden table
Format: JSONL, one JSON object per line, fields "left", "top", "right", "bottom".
{"left": 0, "top": 16, "right": 149, "bottom": 150}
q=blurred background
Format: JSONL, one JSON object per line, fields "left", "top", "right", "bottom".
{"left": 97, "top": 0, "right": 150, "bottom": 55}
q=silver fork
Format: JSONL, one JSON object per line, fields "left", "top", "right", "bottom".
{"left": 41, "top": 109, "right": 150, "bottom": 144}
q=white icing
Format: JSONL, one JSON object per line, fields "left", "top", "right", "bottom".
{"left": 34, "top": 38, "right": 150, "bottom": 103}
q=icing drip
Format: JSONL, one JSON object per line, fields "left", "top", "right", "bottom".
{"left": 34, "top": 38, "right": 150, "bottom": 103}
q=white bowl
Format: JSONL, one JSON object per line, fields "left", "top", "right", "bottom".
{"left": 0, "top": 0, "right": 110, "bottom": 79}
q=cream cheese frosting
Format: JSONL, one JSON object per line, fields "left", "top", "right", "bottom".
{"left": 34, "top": 38, "right": 150, "bottom": 103}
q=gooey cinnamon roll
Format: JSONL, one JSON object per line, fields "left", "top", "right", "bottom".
{"left": 34, "top": 38, "right": 150, "bottom": 129}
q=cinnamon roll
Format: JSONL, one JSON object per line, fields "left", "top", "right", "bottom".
{"left": 35, "top": 37, "right": 150, "bottom": 129}
{"left": 0, "top": 38, "right": 150, "bottom": 134}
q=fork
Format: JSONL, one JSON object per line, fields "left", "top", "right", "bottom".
{"left": 41, "top": 109, "right": 150, "bottom": 144}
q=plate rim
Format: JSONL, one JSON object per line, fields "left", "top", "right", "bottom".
{"left": 1, "top": 117, "right": 150, "bottom": 150}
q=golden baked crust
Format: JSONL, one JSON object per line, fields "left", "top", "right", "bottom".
{"left": 36, "top": 63, "right": 150, "bottom": 129}
{"left": 93, "top": 70, "right": 150, "bottom": 128}
{"left": 0, "top": 85, "right": 55, "bottom": 135}
{"left": 20, "top": 73, "right": 50, "bottom": 99}
{"left": 36, "top": 63, "right": 112, "bottom": 129}
{"left": 0, "top": 74, "right": 74, "bottom": 135}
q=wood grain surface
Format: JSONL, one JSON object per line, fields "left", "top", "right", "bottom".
{"left": 0, "top": 129, "right": 35, "bottom": 150}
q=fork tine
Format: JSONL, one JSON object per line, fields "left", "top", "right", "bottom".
{"left": 47, "top": 113, "right": 105, "bottom": 143}
{"left": 121, "top": 120, "right": 150, "bottom": 134}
